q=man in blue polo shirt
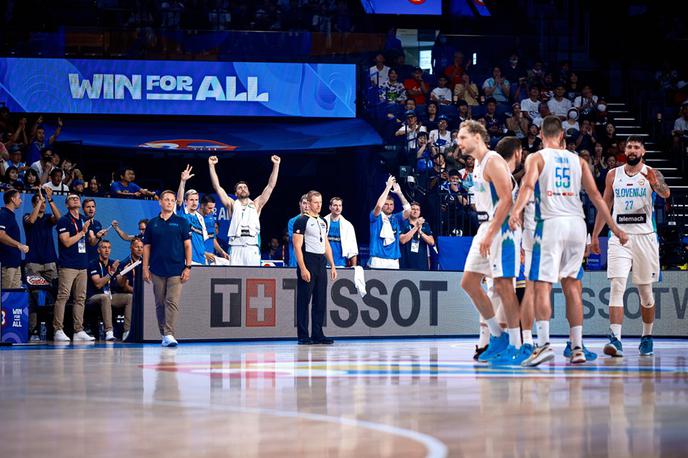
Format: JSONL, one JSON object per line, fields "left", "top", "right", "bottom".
{"left": 287, "top": 194, "right": 309, "bottom": 267}
{"left": 368, "top": 176, "right": 411, "bottom": 269}
{"left": 82, "top": 198, "right": 108, "bottom": 263}
{"left": 53, "top": 194, "right": 95, "bottom": 342}
{"left": 0, "top": 189, "right": 30, "bottom": 289}
{"left": 143, "top": 190, "right": 192, "bottom": 347}
{"left": 86, "top": 240, "right": 131, "bottom": 341}
{"left": 399, "top": 202, "right": 435, "bottom": 270}
{"left": 175, "top": 165, "right": 209, "bottom": 265}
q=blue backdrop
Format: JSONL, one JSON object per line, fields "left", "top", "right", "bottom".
{"left": 0, "top": 58, "right": 356, "bottom": 118}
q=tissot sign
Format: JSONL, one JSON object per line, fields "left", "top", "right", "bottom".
{"left": 142, "top": 268, "right": 688, "bottom": 341}
{"left": 0, "top": 58, "right": 356, "bottom": 118}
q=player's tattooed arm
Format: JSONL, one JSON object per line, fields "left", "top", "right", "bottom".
{"left": 646, "top": 168, "right": 670, "bottom": 198}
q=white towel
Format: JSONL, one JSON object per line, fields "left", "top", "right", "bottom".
{"left": 353, "top": 266, "right": 367, "bottom": 297}
{"left": 183, "top": 206, "right": 209, "bottom": 241}
{"left": 380, "top": 213, "right": 396, "bottom": 246}
{"left": 227, "top": 202, "right": 259, "bottom": 238}
{"left": 325, "top": 214, "right": 359, "bottom": 259}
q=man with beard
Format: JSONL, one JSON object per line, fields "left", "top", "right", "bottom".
{"left": 208, "top": 155, "right": 281, "bottom": 266}
{"left": 591, "top": 136, "right": 670, "bottom": 357}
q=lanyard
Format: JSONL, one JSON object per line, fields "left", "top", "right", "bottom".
{"left": 70, "top": 215, "right": 82, "bottom": 233}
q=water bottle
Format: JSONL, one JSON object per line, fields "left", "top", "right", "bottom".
{"left": 99, "top": 321, "right": 105, "bottom": 341}
{"left": 40, "top": 322, "right": 47, "bottom": 342}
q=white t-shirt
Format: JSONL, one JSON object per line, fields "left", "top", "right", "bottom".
{"left": 396, "top": 125, "right": 427, "bottom": 149}
{"left": 547, "top": 97, "right": 573, "bottom": 118}
{"left": 521, "top": 98, "right": 540, "bottom": 120}
{"left": 31, "top": 160, "right": 54, "bottom": 178}
{"left": 42, "top": 181, "right": 69, "bottom": 193}
{"left": 674, "top": 116, "right": 688, "bottom": 133}
{"left": 369, "top": 65, "right": 390, "bottom": 86}
{"left": 430, "top": 87, "right": 452, "bottom": 104}
{"left": 563, "top": 119, "right": 580, "bottom": 134}
{"left": 429, "top": 129, "right": 452, "bottom": 153}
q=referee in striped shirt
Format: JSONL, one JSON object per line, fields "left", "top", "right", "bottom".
{"left": 293, "top": 190, "right": 337, "bottom": 345}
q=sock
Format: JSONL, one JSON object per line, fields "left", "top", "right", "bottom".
{"left": 507, "top": 328, "right": 522, "bottom": 349}
{"left": 610, "top": 324, "right": 622, "bottom": 340}
{"left": 536, "top": 321, "right": 550, "bottom": 346}
{"left": 570, "top": 325, "right": 583, "bottom": 349}
{"left": 479, "top": 325, "right": 490, "bottom": 347}
{"left": 642, "top": 321, "right": 653, "bottom": 337}
{"left": 485, "top": 317, "right": 503, "bottom": 337}
{"left": 522, "top": 330, "right": 534, "bottom": 346}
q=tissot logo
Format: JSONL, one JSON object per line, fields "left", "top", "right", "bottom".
{"left": 210, "top": 278, "right": 277, "bottom": 328}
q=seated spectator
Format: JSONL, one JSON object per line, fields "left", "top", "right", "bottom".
{"left": 110, "top": 167, "right": 156, "bottom": 199}
{"left": 522, "top": 123, "right": 543, "bottom": 154}
{"left": 84, "top": 177, "right": 107, "bottom": 197}
{"left": 527, "top": 60, "right": 545, "bottom": 87}
{"left": 484, "top": 98, "right": 506, "bottom": 142}
{"left": 112, "top": 218, "right": 148, "bottom": 242}
{"left": 6, "top": 149, "right": 29, "bottom": 178}
{"left": 415, "top": 132, "right": 433, "bottom": 174}
{"left": 506, "top": 103, "right": 529, "bottom": 138}
{"left": 404, "top": 98, "right": 417, "bottom": 113}
{"left": 579, "top": 149, "right": 593, "bottom": 167}
{"left": 532, "top": 102, "right": 551, "bottom": 129}
{"left": 453, "top": 73, "right": 479, "bottom": 106}
{"left": 512, "top": 76, "right": 530, "bottom": 103}
{"left": 541, "top": 72, "right": 555, "bottom": 98}
{"left": 563, "top": 108, "right": 581, "bottom": 137}
{"left": 566, "top": 72, "right": 582, "bottom": 101}
{"left": 3, "top": 166, "right": 24, "bottom": 190}
{"left": 575, "top": 119, "right": 597, "bottom": 152}
{"left": 614, "top": 140, "right": 627, "bottom": 164}
{"left": 399, "top": 202, "right": 434, "bottom": 270}
{"left": 482, "top": 66, "right": 510, "bottom": 104}
{"left": 428, "top": 152, "right": 448, "bottom": 193}
{"left": 444, "top": 51, "right": 468, "bottom": 87}
{"left": 547, "top": 84, "right": 573, "bottom": 120}
{"left": 429, "top": 115, "right": 452, "bottom": 155}
{"left": 71, "top": 179, "right": 85, "bottom": 196}
{"left": 440, "top": 169, "right": 477, "bottom": 236}
{"left": 379, "top": 69, "right": 407, "bottom": 104}
{"left": 395, "top": 110, "right": 427, "bottom": 151}
{"left": 369, "top": 53, "right": 390, "bottom": 87}
{"left": 422, "top": 101, "right": 440, "bottom": 132}
{"left": 594, "top": 97, "right": 611, "bottom": 127}
{"left": 60, "top": 158, "right": 83, "bottom": 188}
{"left": 503, "top": 53, "right": 526, "bottom": 85}
{"left": 598, "top": 122, "right": 619, "bottom": 151}
{"left": 573, "top": 85, "right": 598, "bottom": 120}
{"left": 520, "top": 86, "right": 541, "bottom": 122}
{"left": 42, "top": 168, "right": 70, "bottom": 193}
{"left": 430, "top": 75, "right": 453, "bottom": 105}
{"left": 404, "top": 67, "right": 429, "bottom": 105}
{"left": 262, "top": 237, "right": 283, "bottom": 261}
{"left": 86, "top": 240, "right": 131, "bottom": 341}
{"left": 23, "top": 168, "right": 41, "bottom": 193}
{"left": 592, "top": 143, "right": 606, "bottom": 181}
{"left": 30, "top": 148, "right": 55, "bottom": 184}
{"left": 456, "top": 100, "right": 472, "bottom": 123}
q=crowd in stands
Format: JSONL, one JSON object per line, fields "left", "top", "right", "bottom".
{"left": 366, "top": 47, "right": 642, "bottom": 238}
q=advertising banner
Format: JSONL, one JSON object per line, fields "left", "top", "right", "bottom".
{"left": 142, "top": 267, "right": 688, "bottom": 341}
{"left": 0, "top": 58, "right": 356, "bottom": 118}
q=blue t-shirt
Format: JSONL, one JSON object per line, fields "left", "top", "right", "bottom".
{"left": 0, "top": 207, "right": 22, "bottom": 268}
{"left": 327, "top": 220, "right": 346, "bottom": 267}
{"left": 86, "top": 218, "right": 103, "bottom": 263}
{"left": 87, "top": 258, "right": 116, "bottom": 297}
{"left": 110, "top": 181, "right": 142, "bottom": 196}
{"left": 23, "top": 213, "right": 58, "bottom": 264}
{"left": 287, "top": 213, "right": 302, "bottom": 267}
{"left": 369, "top": 211, "right": 404, "bottom": 260}
{"left": 56, "top": 213, "right": 89, "bottom": 270}
{"left": 176, "top": 206, "right": 206, "bottom": 265}
{"left": 203, "top": 213, "right": 216, "bottom": 253}
{"left": 399, "top": 220, "right": 432, "bottom": 270}
{"left": 143, "top": 213, "right": 191, "bottom": 278}
{"left": 28, "top": 141, "right": 45, "bottom": 164}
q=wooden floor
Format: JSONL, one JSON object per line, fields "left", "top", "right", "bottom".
{"left": 1, "top": 338, "right": 687, "bottom": 457}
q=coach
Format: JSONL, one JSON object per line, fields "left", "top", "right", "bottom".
{"left": 293, "top": 191, "right": 337, "bottom": 345}
{"left": 143, "top": 190, "right": 192, "bottom": 347}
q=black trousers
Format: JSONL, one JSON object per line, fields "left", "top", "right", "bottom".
{"left": 296, "top": 253, "right": 327, "bottom": 340}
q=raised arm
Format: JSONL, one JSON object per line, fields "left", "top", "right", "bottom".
{"left": 580, "top": 158, "right": 627, "bottom": 244}
{"left": 373, "top": 175, "right": 395, "bottom": 217}
{"left": 177, "top": 164, "right": 194, "bottom": 207}
{"left": 208, "top": 156, "right": 234, "bottom": 214}
{"left": 25, "top": 191, "right": 44, "bottom": 225}
{"left": 254, "top": 155, "right": 281, "bottom": 213}
{"left": 111, "top": 220, "right": 134, "bottom": 242}
{"left": 392, "top": 182, "right": 412, "bottom": 219}
{"left": 49, "top": 117, "right": 63, "bottom": 144}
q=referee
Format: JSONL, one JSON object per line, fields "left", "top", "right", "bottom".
{"left": 293, "top": 190, "right": 337, "bottom": 345}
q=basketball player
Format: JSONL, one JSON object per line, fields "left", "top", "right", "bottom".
{"left": 208, "top": 155, "right": 281, "bottom": 266}
{"left": 591, "top": 135, "right": 670, "bottom": 357}
{"left": 459, "top": 122, "right": 523, "bottom": 364}
{"left": 510, "top": 116, "right": 628, "bottom": 366}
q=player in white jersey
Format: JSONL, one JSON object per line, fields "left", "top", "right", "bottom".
{"left": 459, "top": 121, "right": 523, "bottom": 364}
{"left": 208, "top": 155, "right": 281, "bottom": 266}
{"left": 591, "top": 135, "right": 670, "bottom": 357}
{"left": 510, "top": 116, "right": 628, "bottom": 366}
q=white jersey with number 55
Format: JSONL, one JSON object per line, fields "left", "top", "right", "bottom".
{"left": 534, "top": 147, "right": 585, "bottom": 220}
